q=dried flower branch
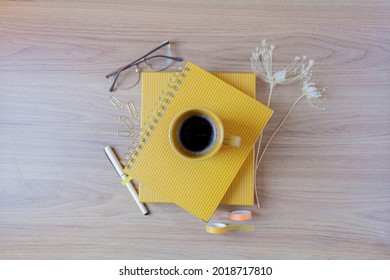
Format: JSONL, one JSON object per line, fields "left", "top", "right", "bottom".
{"left": 250, "top": 39, "right": 326, "bottom": 208}
{"left": 251, "top": 40, "right": 315, "bottom": 165}
{"left": 251, "top": 39, "right": 314, "bottom": 106}
{"left": 256, "top": 78, "right": 327, "bottom": 167}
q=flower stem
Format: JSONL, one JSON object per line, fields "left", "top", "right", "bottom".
{"left": 254, "top": 83, "right": 274, "bottom": 208}
{"left": 255, "top": 83, "right": 274, "bottom": 167}
{"left": 267, "top": 82, "right": 274, "bottom": 108}
{"left": 256, "top": 94, "right": 305, "bottom": 169}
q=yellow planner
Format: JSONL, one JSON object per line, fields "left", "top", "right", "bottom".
{"left": 123, "top": 61, "right": 272, "bottom": 221}
{"left": 139, "top": 71, "right": 258, "bottom": 206}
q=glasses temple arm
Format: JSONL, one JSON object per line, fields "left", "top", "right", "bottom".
{"left": 108, "top": 55, "right": 183, "bottom": 91}
{"left": 106, "top": 60, "right": 139, "bottom": 79}
{"left": 144, "top": 55, "right": 183, "bottom": 62}
{"left": 108, "top": 73, "right": 121, "bottom": 92}
{"left": 106, "top": 41, "right": 171, "bottom": 78}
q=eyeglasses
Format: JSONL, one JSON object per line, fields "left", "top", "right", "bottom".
{"left": 106, "top": 40, "right": 183, "bottom": 92}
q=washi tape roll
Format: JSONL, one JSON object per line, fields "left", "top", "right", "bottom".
{"left": 206, "top": 210, "right": 253, "bottom": 234}
{"left": 213, "top": 210, "right": 253, "bottom": 220}
{"left": 230, "top": 210, "right": 252, "bottom": 221}
{"left": 205, "top": 223, "right": 228, "bottom": 234}
{"left": 205, "top": 223, "right": 254, "bottom": 234}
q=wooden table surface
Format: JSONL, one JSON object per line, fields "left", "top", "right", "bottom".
{"left": 1, "top": 0, "right": 389, "bottom": 259}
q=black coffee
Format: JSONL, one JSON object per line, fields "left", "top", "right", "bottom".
{"left": 178, "top": 114, "right": 216, "bottom": 154}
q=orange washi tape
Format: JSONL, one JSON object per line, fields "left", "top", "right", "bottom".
{"left": 229, "top": 210, "right": 252, "bottom": 221}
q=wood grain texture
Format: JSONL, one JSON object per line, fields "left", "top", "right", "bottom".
{"left": 0, "top": 0, "right": 389, "bottom": 259}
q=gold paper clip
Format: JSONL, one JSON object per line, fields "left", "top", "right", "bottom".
{"left": 117, "top": 131, "right": 136, "bottom": 138}
{"left": 109, "top": 96, "right": 124, "bottom": 110}
{"left": 127, "top": 101, "right": 138, "bottom": 119}
{"left": 119, "top": 116, "right": 135, "bottom": 130}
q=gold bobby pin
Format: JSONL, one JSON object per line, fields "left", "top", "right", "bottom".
{"left": 159, "top": 97, "right": 171, "bottom": 104}
{"left": 127, "top": 147, "right": 139, "bottom": 157}
{"left": 152, "top": 110, "right": 163, "bottom": 117}
{"left": 155, "top": 103, "right": 167, "bottom": 110}
{"left": 132, "top": 140, "right": 143, "bottom": 149}
{"left": 140, "top": 128, "right": 151, "bottom": 137}
{"left": 136, "top": 134, "right": 147, "bottom": 143}
{"left": 120, "top": 157, "right": 127, "bottom": 166}
{"left": 147, "top": 116, "right": 159, "bottom": 124}
{"left": 170, "top": 77, "right": 178, "bottom": 83}
{"left": 120, "top": 154, "right": 132, "bottom": 166}
{"left": 124, "top": 153, "right": 136, "bottom": 163}
{"left": 167, "top": 83, "right": 177, "bottom": 90}
{"left": 144, "top": 122, "right": 155, "bottom": 130}
{"left": 162, "top": 90, "right": 174, "bottom": 97}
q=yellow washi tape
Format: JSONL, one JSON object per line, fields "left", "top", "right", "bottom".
{"left": 205, "top": 223, "right": 229, "bottom": 234}
{"left": 205, "top": 223, "right": 254, "bottom": 234}
{"left": 230, "top": 210, "right": 252, "bottom": 221}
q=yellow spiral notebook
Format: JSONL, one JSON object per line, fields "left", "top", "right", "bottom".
{"left": 123, "top": 61, "right": 272, "bottom": 221}
{"left": 139, "top": 71, "right": 257, "bottom": 206}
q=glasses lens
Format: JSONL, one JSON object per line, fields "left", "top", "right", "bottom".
{"left": 144, "top": 44, "right": 173, "bottom": 71}
{"left": 110, "top": 67, "right": 140, "bottom": 91}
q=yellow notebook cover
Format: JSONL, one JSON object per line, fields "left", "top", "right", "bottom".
{"left": 124, "top": 61, "right": 272, "bottom": 221}
{"left": 140, "top": 72, "right": 257, "bottom": 206}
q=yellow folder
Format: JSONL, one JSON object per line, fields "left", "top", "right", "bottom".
{"left": 124, "top": 62, "right": 272, "bottom": 221}
{"left": 139, "top": 71, "right": 257, "bottom": 206}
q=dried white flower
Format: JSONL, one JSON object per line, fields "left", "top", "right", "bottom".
{"left": 251, "top": 39, "right": 314, "bottom": 86}
{"left": 252, "top": 39, "right": 327, "bottom": 209}
{"left": 301, "top": 74, "right": 326, "bottom": 99}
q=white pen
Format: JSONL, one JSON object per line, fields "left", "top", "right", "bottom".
{"left": 104, "top": 146, "right": 149, "bottom": 215}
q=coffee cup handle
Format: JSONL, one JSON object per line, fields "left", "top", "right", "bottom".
{"left": 223, "top": 134, "right": 241, "bottom": 148}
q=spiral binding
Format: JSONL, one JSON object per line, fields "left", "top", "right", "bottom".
{"left": 124, "top": 66, "right": 191, "bottom": 171}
